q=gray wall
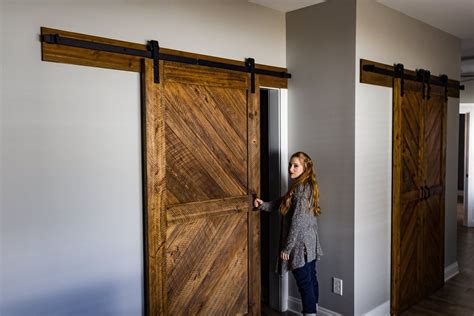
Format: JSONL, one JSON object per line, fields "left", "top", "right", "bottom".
{"left": 445, "top": 98, "right": 460, "bottom": 266}
{"left": 286, "top": 1, "right": 356, "bottom": 314}
{"left": 0, "top": 0, "right": 5, "bottom": 307}
{"left": 461, "top": 56, "right": 474, "bottom": 103}
{"left": 461, "top": 81, "right": 474, "bottom": 103}
{"left": 0, "top": 1, "right": 285, "bottom": 315}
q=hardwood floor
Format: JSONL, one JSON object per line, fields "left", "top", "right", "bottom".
{"left": 403, "top": 202, "right": 474, "bottom": 316}
{"left": 262, "top": 304, "right": 299, "bottom": 316}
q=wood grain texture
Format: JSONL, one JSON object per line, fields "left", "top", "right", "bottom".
{"left": 41, "top": 27, "right": 288, "bottom": 88}
{"left": 391, "top": 78, "right": 447, "bottom": 315}
{"left": 166, "top": 212, "right": 249, "bottom": 315}
{"left": 392, "top": 79, "right": 403, "bottom": 314}
{"left": 258, "top": 74, "right": 288, "bottom": 89}
{"left": 416, "top": 81, "right": 426, "bottom": 309}
{"left": 248, "top": 76, "right": 261, "bottom": 315}
{"left": 41, "top": 27, "right": 142, "bottom": 72}
{"left": 164, "top": 61, "right": 248, "bottom": 89}
{"left": 163, "top": 78, "right": 248, "bottom": 203}
{"left": 167, "top": 196, "right": 251, "bottom": 224}
{"left": 142, "top": 59, "right": 167, "bottom": 315}
{"left": 402, "top": 203, "right": 474, "bottom": 316}
{"left": 392, "top": 79, "right": 426, "bottom": 313}
{"left": 360, "top": 59, "right": 461, "bottom": 98}
{"left": 422, "top": 93, "right": 446, "bottom": 297}
{"left": 154, "top": 59, "right": 256, "bottom": 314}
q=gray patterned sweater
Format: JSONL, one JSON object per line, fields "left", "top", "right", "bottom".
{"left": 259, "top": 183, "right": 323, "bottom": 273}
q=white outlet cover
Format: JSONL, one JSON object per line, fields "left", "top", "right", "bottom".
{"left": 333, "top": 277, "right": 343, "bottom": 296}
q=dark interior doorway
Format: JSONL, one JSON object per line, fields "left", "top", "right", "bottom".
{"left": 261, "top": 89, "right": 271, "bottom": 304}
{"left": 260, "top": 88, "right": 284, "bottom": 310}
{"left": 459, "top": 114, "right": 465, "bottom": 199}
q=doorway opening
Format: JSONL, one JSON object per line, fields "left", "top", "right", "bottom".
{"left": 458, "top": 113, "right": 466, "bottom": 216}
{"left": 459, "top": 105, "right": 474, "bottom": 227}
{"left": 260, "top": 88, "right": 288, "bottom": 311}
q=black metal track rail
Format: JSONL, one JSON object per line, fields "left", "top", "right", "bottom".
{"left": 363, "top": 64, "right": 464, "bottom": 91}
{"left": 41, "top": 34, "right": 291, "bottom": 90}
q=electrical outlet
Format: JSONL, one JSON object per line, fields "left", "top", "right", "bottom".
{"left": 333, "top": 277, "right": 343, "bottom": 296}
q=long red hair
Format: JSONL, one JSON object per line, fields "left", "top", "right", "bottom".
{"left": 279, "top": 152, "right": 321, "bottom": 216}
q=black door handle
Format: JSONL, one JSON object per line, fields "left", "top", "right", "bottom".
{"left": 423, "top": 185, "right": 430, "bottom": 200}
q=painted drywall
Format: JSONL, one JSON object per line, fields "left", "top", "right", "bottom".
{"left": 461, "top": 81, "right": 474, "bottom": 103}
{"left": 355, "top": 1, "right": 461, "bottom": 314}
{"left": 0, "top": 1, "right": 285, "bottom": 315}
{"left": 286, "top": 1, "right": 356, "bottom": 314}
{"left": 0, "top": 0, "right": 3, "bottom": 307}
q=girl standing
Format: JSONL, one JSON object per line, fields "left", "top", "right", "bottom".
{"left": 254, "top": 152, "right": 323, "bottom": 316}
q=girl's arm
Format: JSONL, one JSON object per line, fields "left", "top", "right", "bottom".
{"left": 259, "top": 198, "right": 281, "bottom": 212}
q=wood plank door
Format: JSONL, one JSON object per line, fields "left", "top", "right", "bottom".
{"left": 392, "top": 79, "right": 426, "bottom": 313}
{"left": 142, "top": 59, "right": 260, "bottom": 315}
{"left": 421, "top": 86, "right": 446, "bottom": 297}
{"left": 391, "top": 79, "right": 446, "bottom": 315}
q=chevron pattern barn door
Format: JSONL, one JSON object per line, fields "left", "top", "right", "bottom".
{"left": 421, "top": 91, "right": 446, "bottom": 296}
{"left": 391, "top": 79, "right": 447, "bottom": 315}
{"left": 142, "top": 59, "right": 261, "bottom": 315}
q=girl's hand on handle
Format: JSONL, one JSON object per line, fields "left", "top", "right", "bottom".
{"left": 280, "top": 251, "right": 289, "bottom": 261}
{"left": 254, "top": 198, "right": 264, "bottom": 208}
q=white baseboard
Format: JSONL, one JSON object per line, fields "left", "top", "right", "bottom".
{"left": 287, "top": 296, "right": 341, "bottom": 316}
{"left": 363, "top": 300, "right": 389, "bottom": 316}
{"left": 444, "top": 261, "right": 459, "bottom": 282}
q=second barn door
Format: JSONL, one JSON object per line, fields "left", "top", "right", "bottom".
{"left": 391, "top": 79, "right": 447, "bottom": 314}
{"left": 421, "top": 85, "right": 446, "bottom": 296}
{"left": 142, "top": 59, "right": 260, "bottom": 315}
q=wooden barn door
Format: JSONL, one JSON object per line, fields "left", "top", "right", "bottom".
{"left": 421, "top": 86, "right": 446, "bottom": 296}
{"left": 142, "top": 59, "right": 260, "bottom": 315}
{"left": 391, "top": 79, "right": 446, "bottom": 314}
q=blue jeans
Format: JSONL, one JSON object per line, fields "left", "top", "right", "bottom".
{"left": 292, "top": 259, "right": 319, "bottom": 314}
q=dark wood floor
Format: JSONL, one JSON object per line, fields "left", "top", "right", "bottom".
{"left": 262, "top": 202, "right": 474, "bottom": 316}
{"left": 403, "top": 202, "right": 474, "bottom": 316}
{"left": 262, "top": 304, "right": 298, "bottom": 316}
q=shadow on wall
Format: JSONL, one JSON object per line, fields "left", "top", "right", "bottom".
{"left": 1, "top": 281, "right": 127, "bottom": 316}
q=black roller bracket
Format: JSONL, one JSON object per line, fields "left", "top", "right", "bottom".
{"left": 425, "top": 70, "right": 431, "bottom": 100}
{"left": 417, "top": 69, "right": 426, "bottom": 99}
{"left": 148, "top": 40, "right": 160, "bottom": 84}
{"left": 394, "top": 63, "right": 405, "bottom": 96}
{"left": 246, "top": 58, "right": 256, "bottom": 94}
{"left": 416, "top": 69, "right": 431, "bottom": 100}
{"left": 41, "top": 34, "right": 59, "bottom": 44}
{"left": 440, "top": 74, "right": 449, "bottom": 102}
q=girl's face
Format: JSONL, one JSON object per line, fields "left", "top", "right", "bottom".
{"left": 289, "top": 157, "right": 304, "bottom": 179}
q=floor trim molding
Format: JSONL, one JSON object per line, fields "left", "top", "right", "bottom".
{"left": 287, "top": 296, "right": 341, "bottom": 316}
{"left": 364, "top": 300, "right": 390, "bottom": 315}
{"left": 444, "top": 261, "right": 459, "bottom": 282}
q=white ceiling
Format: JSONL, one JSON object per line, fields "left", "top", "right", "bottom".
{"left": 248, "top": 0, "right": 325, "bottom": 13}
